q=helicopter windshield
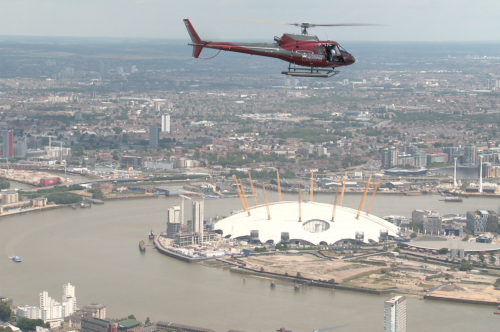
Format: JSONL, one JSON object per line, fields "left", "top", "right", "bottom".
{"left": 337, "top": 44, "right": 350, "bottom": 56}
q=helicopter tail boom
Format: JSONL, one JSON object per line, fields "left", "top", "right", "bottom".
{"left": 184, "top": 19, "right": 204, "bottom": 58}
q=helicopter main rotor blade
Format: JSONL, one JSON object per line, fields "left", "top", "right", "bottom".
{"left": 225, "top": 18, "right": 290, "bottom": 25}
{"left": 310, "top": 23, "right": 385, "bottom": 27}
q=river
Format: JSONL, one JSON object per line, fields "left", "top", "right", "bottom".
{"left": 1, "top": 192, "right": 499, "bottom": 332}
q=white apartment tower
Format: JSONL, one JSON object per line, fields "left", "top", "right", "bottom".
{"left": 17, "top": 283, "right": 77, "bottom": 327}
{"left": 62, "top": 282, "right": 77, "bottom": 316}
{"left": 167, "top": 205, "right": 181, "bottom": 237}
{"left": 192, "top": 200, "right": 204, "bottom": 233}
{"left": 384, "top": 295, "right": 406, "bottom": 332}
{"left": 161, "top": 114, "right": 171, "bottom": 133}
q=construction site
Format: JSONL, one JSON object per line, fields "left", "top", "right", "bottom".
{"left": 0, "top": 168, "right": 70, "bottom": 186}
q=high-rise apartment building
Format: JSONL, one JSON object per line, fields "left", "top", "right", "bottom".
{"left": 149, "top": 125, "right": 160, "bottom": 148}
{"left": 2, "top": 130, "right": 13, "bottom": 157}
{"left": 167, "top": 205, "right": 181, "bottom": 237}
{"left": 381, "top": 147, "right": 398, "bottom": 169}
{"left": 384, "top": 295, "right": 406, "bottom": 332}
{"left": 161, "top": 114, "right": 171, "bottom": 133}
{"left": 192, "top": 200, "right": 204, "bottom": 233}
{"left": 17, "top": 283, "right": 77, "bottom": 327}
{"left": 62, "top": 282, "right": 77, "bottom": 316}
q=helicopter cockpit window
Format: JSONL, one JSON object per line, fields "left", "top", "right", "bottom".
{"left": 317, "top": 45, "right": 324, "bottom": 55}
{"left": 338, "top": 44, "right": 350, "bottom": 56}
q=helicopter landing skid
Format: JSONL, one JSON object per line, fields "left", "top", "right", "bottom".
{"left": 282, "top": 64, "right": 339, "bottom": 78}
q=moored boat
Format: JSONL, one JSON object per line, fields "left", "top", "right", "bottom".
{"left": 442, "top": 197, "right": 463, "bottom": 202}
{"left": 12, "top": 256, "right": 22, "bottom": 262}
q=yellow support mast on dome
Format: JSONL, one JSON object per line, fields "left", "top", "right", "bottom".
{"left": 310, "top": 170, "right": 314, "bottom": 202}
{"left": 356, "top": 175, "right": 372, "bottom": 220}
{"left": 262, "top": 182, "right": 271, "bottom": 220}
{"left": 332, "top": 186, "right": 339, "bottom": 222}
{"left": 298, "top": 184, "right": 302, "bottom": 222}
{"left": 366, "top": 178, "right": 381, "bottom": 215}
{"left": 247, "top": 170, "right": 258, "bottom": 206}
{"left": 339, "top": 171, "right": 347, "bottom": 206}
{"left": 234, "top": 176, "right": 248, "bottom": 215}
{"left": 276, "top": 170, "right": 282, "bottom": 201}
{"left": 239, "top": 178, "right": 251, "bottom": 216}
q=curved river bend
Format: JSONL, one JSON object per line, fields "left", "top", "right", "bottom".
{"left": 1, "top": 192, "right": 499, "bottom": 332}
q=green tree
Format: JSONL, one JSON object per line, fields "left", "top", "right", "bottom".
{"left": 459, "top": 259, "right": 473, "bottom": 271}
{"left": 71, "top": 146, "right": 84, "bottom": 157}
{"left": 0, "top": 301, "right": 12, "bottom": 321}
{"left": 0, "top": 178, "right": 10, "bottom": 190}
{"left": 410, "top": 232, "right": 417, "bottom": 239}
{"left": 112, "top": 127, "right": 123, "bottom": 134}
{"left": 127, "top": 315, "right": 136, "bottom": 320}
{"left": 145, "top": 317, "right": 150, "bottom": 325}
{"left": 479, "top": 253, "right": 485, "bottom": 263}
{"left": 438, "top": 248, "right": 449, "bottom": 255}
{"left": 463, "top": 235, "right": 470, "bottom": 242}
{"left": 46, "top": 193, "right": 83, "bottom": 204}
{"left": 16, "top": 318, "right": 50, "bottom": 330}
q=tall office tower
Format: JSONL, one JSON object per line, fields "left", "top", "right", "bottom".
{"left": 161, "top": 114, "right": 171, "bottom": 133}
{"left": 192, "top": 200, "right": 204, "bottom": 233}
{"left": 384, "top": 295, "right": 407, "bottom": 332}
{"left": 149, "top": 125, "right": 160, "bottom": 148}
{"left": 464, "top": 144, "right": 478, "bottom": 166}
{"left": 2, "top": 130, "right": 13, "bottom": 157}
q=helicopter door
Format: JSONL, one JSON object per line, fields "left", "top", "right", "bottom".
{"left": 331, "top": 45, "right": 342, "bottom": 62}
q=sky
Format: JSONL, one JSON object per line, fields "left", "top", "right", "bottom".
{"left": 0, "top": 0, "right": 499, "bottom": 41}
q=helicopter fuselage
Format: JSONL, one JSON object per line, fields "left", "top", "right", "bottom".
{"left": 184, "top": 19, "right": 355, "bottom": 70}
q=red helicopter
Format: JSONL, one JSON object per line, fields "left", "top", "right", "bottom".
{"left": 183, "top": 19, "right": 378, "bottom": 78}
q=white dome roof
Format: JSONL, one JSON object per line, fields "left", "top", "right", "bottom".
{"left": 215, "top": 201, "right": 399, "bottom": 245}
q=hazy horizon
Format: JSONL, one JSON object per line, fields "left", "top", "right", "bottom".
{"left": 0, "top": 0, "right": 499, "bottom": 42}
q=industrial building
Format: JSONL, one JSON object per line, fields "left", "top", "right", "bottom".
{"left": 81, "top": 316, "right": 117, "bottom": 332}
{"left": 156, "top": 321, "right": 215, "bottom": 332}
{"left": 172, "top": 232, "right": 217, "bottom": 247}
{"left": 384, "top": 295, "right": 406, "bottom": 332}
{"left": 120, "top": 156, "right": 142, "bottom": 169}
{"left": 412, "top": 210, "right": 442, "bottom": 234}
{"left": 215, "top": 201, "right": 400, "bottom": 245}
{"left": 466, "top": 210, "right": 499, "bottom": 235}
